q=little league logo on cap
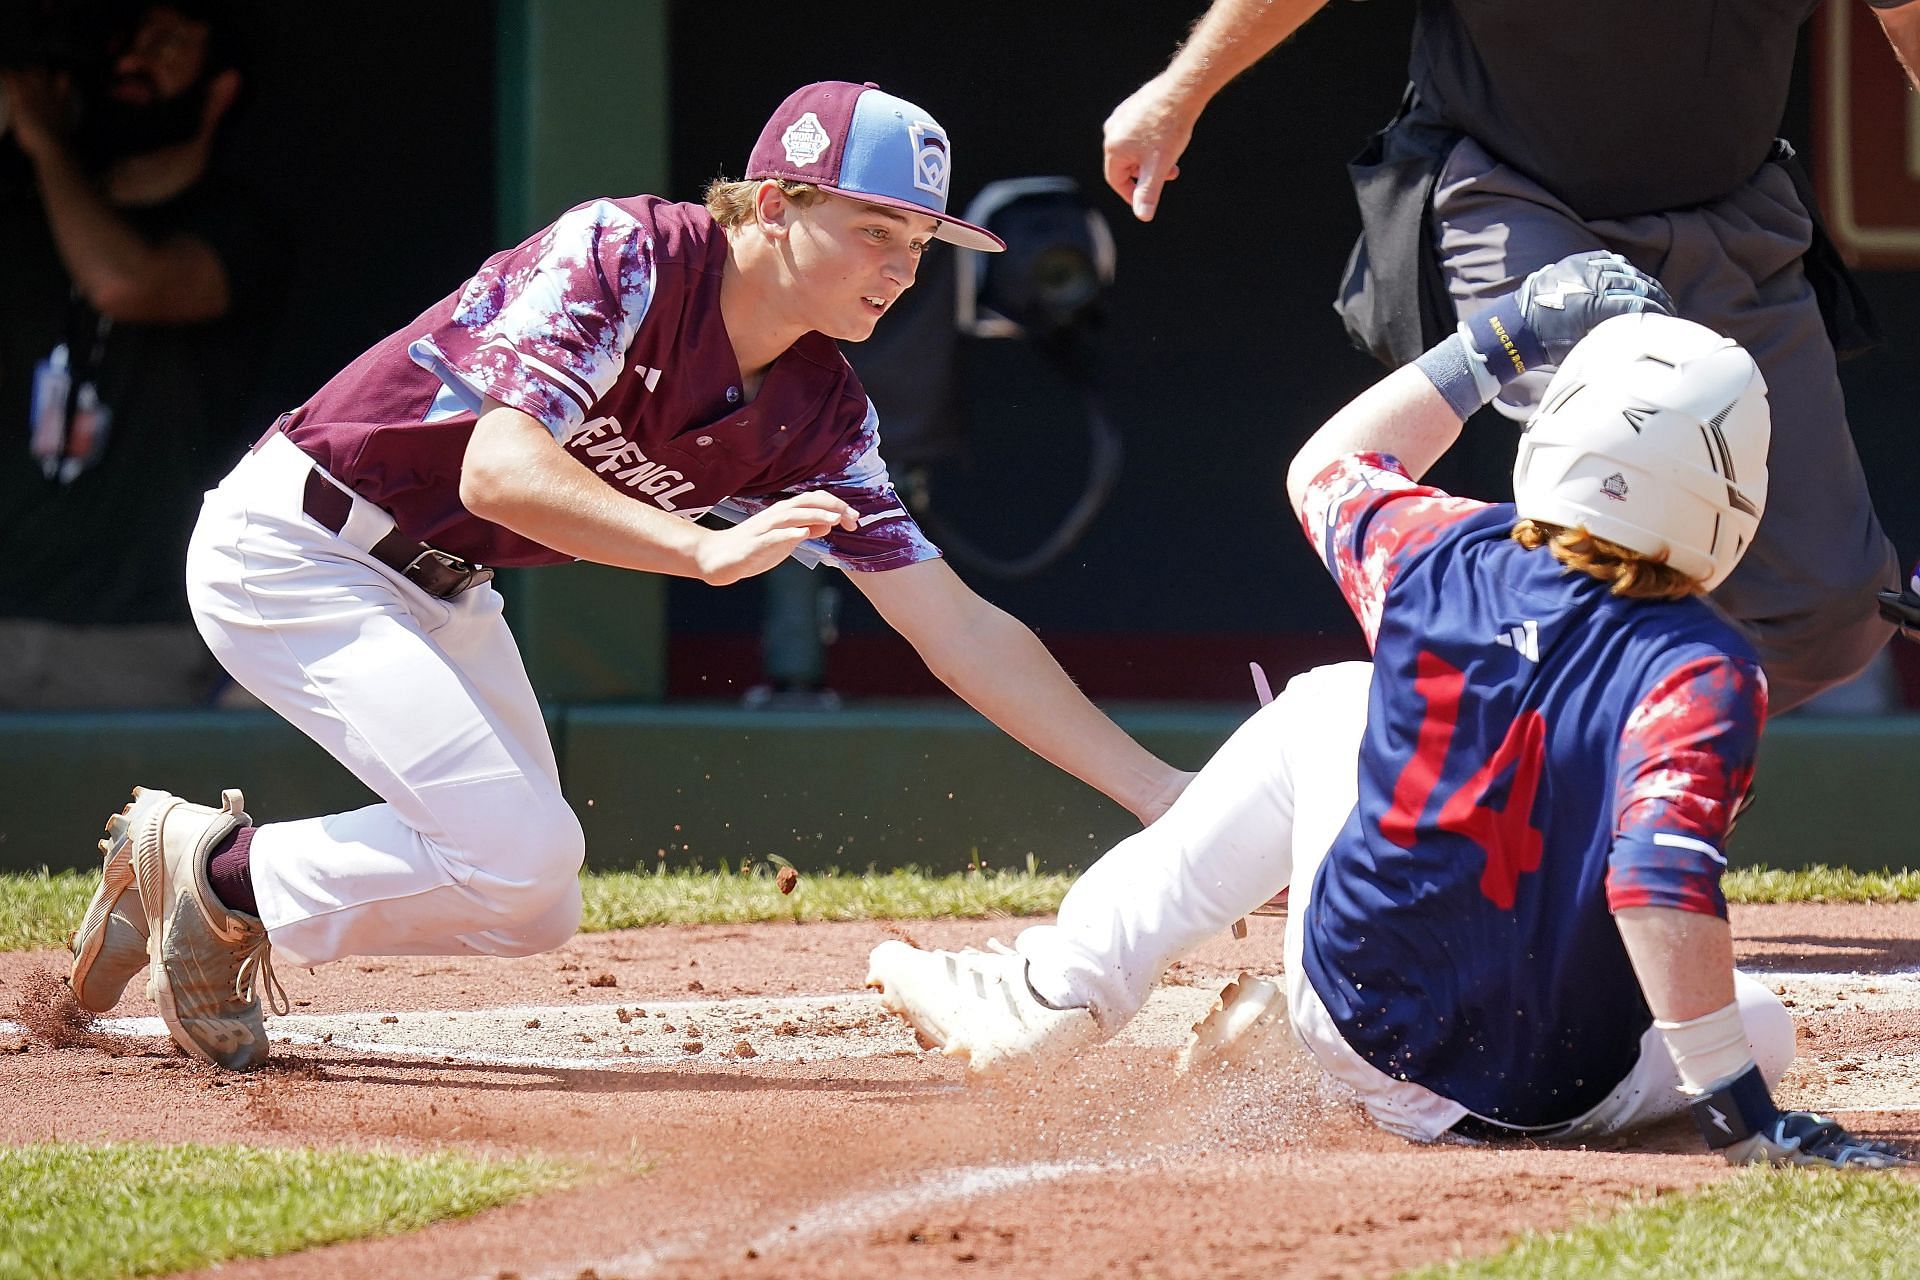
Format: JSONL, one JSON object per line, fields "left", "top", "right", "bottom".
{"left": 745, "top": 81, "right": 1003, "bottom": 253}
{"left": 907, "top": 122, "right": 948, "bottom": 200}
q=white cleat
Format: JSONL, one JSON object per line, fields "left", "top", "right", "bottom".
{"left": 866, "top": 939, "right": 1099, "bottom": 1077}
{"left": 1179, "top": 972, "right": 1293, "bottom": 1074}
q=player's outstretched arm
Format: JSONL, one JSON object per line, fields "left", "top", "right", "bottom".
{"left": 853, "top": 558, "right": 1193, "bottom": 825}
{"left": 1104, "top": 0, "right": 1332, "bottom": 221}
{"left": 1872, "top": 0, "right": 1920, "bottom": 93}
{"left": 460, "top": 398, "right": 855, "bottom": 585}
{"left": 1285, "top": 251, "right": 1672, "bottom": 519}
{"left": 1617, "top": 906, "right": 1911, "bottom": 1169}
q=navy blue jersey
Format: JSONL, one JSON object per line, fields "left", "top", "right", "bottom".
{"left": 1298, "top": 455, "right": 1765, "bottom": 1127}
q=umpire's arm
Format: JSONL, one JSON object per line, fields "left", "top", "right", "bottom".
{"left": 1870, "top": 0, "right": 1920, "bottom": 93}
{"left": 852, "top": 558, "right": 1190, "bottom": 826}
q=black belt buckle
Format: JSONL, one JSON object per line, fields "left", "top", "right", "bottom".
{"left": 404, "top": 547, "right": 493, "bottom": 599}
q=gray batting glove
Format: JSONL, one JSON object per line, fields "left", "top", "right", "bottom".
{"left": 1462, "top": 251, "right": 1675, "bottom": 384}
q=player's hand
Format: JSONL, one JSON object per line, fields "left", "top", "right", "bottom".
{"left": 1131, "top": 768, "right": 1197, "bottom": 826}
{"left": 1722, "top": 1111, "right": 1913, "bottom": 1170}
{"left": 0, "top": 69, "right": 73, "bottom": 161}
{"left": 695, "top": 492, "right": 855, "bottom": 587}
{"left": 1518, "top": 250, "right": 1674, "bottom": 364}
{"left": 1102, "top": 76, "right": 1192, "bottom": 222}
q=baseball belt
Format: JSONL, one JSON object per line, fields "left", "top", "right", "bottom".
{"left": 299, "top": 467, "right": 493, "bottom": 600}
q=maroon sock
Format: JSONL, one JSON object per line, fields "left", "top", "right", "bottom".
{"left": 206, "top": 826, "right": 259, "bottom": 918}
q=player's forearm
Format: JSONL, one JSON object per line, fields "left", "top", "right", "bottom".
{"left": 1286, "top": 363, "right": 1465, "bottom": 516}
{"left": 1613, "top": 906, "right": 1738, "bottom": 1023}
{"left": 913, "top": 600, "right": 1183, "bottom": 823}
{"left": 1875, "top": 0, "right": 1920, "bottom": 93}
{"left": 460, "top": 403, "right": 711, "bottom": 578}
{"left": 1156, "top": 0, "right": 1332, "bottom": 113}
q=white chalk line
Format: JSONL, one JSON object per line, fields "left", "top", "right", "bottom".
{"left": 530, "top": 1157, "right": 1132, "bottom": 1280}
{"left": 4, "top": 967, "right": 1917, "bottom": 1076}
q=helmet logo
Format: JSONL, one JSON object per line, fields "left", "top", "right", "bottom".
{"left": 1601, "top": 473, "right": 1631, "bottom": 502}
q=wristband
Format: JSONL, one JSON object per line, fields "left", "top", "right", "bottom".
{"left": 1414, "top": 332, "right": 1501, "bottom": 421}
{"left": 1655, "top": 1001, "right": 1752, "bottom": 1094}
{"left": 1460, "top": 294, "right": 1549, "bottom": 386}
{"left": 1687, "top": 1062, "right": 1780, "bottom": 1150}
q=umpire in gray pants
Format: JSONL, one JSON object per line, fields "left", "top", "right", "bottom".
{"left": 1104, "top": 0, "right": 1918, "bottom": 710}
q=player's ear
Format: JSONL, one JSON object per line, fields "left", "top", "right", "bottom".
{"left": 753, "top": 181, "right": 794, "bottom": 242}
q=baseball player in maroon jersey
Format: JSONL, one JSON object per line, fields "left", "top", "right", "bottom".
{"left": 63, "top": 81, "right": 1194, "bottom": 1069}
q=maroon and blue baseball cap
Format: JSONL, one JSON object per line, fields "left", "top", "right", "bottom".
{"left": 745, "top": 82, "right": 1005, "bottom": 253}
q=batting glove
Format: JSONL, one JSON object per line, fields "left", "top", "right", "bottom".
{"left": 1877, "top": 565, "right": 1920, "bottom": 642}
{"left": 1461, "top": 251, "right": 1675, "bottom": 387}
{"left": 1690, "top": 1064, "right": 1913, "bottom": 1170}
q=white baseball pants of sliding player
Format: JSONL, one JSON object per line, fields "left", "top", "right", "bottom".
{"left": 1016, "top": 661, "right": 1795, "bottom": 1143}
{"left": 182, "top": 432, "right": 584, "bottom": 967}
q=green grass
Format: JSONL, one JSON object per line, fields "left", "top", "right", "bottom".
{"left": 1399, "top": 1167, "right": 1920, "bottom": 1280}
{"left": 1721, "top": 865, "right": 1920, "bottom": 904}
{"left": 579, "top": 861, "right": 1075, "bottom": 929}
{"left": 0, "top": 1142, "right": 575, "bottom": 1280}
{"left": 2, "top": 863, "right": 1916, "bottom": 953}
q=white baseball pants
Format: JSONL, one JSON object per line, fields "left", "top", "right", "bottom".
{"left": 1017, "top": 661, "right": 1795, "bottom": 1143}
{"left": 183, "top": 433, "right": 584, "bottom": 967}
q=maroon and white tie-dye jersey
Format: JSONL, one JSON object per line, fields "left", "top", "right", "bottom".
{"left": 280, "top": 196, "right": 938, "bottom": 571}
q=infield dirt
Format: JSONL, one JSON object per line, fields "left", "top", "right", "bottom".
{"left": 3, "top": 902, "right": 1917, "bottom": 1280}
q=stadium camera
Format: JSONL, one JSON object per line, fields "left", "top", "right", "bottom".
{"left": 957, "top": 177, "right": 1117, "bottom": 343}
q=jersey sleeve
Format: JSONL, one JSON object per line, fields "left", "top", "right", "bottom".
{"left": 1607, "top": 654, "right": 1768, "bottom": 918}
{"left": 407, "top": 199, "right": 656, "bottom": 439}
{"left": 1297, "top": 452, "right": 1487, "bottom": 647}
{"left": 711, "top": 399, "right": 941, "bottom": 572}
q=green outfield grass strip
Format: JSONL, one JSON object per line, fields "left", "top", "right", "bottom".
{"left": 2, "top": 863, "right": 1917, "bottom": 952}
{"left": 0, "top": 1141, "right": 574, "bottom": 1280}
{"left": 1398, "top": 1167, "right": 1920, "bottom": 1280}
{"left": 1721, "top": 865, "right": 1920, "bottom": 904}
{"left": 579, "top": 863, "right": 1077, "bottom": 929}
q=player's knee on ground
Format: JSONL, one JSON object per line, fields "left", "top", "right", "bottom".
{"left": 476, "top": 874, "right": 584, "bottom": 957}
{"left": 1735, "top": 971, "right": 1796, "bottom": 1088}
{"left": 444, "top": 789, "right": 587, "bottom": 930}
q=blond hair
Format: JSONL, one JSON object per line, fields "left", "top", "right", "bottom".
{"left": 703, "top": 177, "right": 824, "bottom": 229}
{"left": 1510, "top": 519, "right": 1700, "bottom": 600}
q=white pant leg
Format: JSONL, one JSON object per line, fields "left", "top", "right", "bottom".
{"left": 184, "top": 435, "right": 584, "bottom": 967}
{"left": 1017, "top": 662, "right": 1374, "bottom": 1033}
{"left": 1556, "top": 971, "right": 1798, "bottom": 1138}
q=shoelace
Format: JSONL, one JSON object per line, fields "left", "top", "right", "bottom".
{"left": 234, "top": 934, "right": 291, "bottom": 1017}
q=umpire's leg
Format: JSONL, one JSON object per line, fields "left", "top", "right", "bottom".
{"left": 1430, "top": 140, "right": 1899, "bottom": 710}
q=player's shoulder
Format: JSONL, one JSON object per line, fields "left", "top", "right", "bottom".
{"left": 1646, "top": 593, "right": 1761, "bottom": 664}
{"left": 1622, "top": 599, "right": 1767, "bottom": 713}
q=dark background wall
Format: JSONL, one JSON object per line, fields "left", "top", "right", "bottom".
{"left": 213, "top": 7, "right": 499, "bottom": 432}
{"left": 662, "top": 0, "right": 1920, "bottom": 702}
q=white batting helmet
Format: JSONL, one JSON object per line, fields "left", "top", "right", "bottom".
{"left": 1512, "top": 313, "right": 1770, "bottom": 592}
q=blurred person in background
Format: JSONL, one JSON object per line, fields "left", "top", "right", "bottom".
{"left": 0, "top": 0, "right": 282, "bottom": 707}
